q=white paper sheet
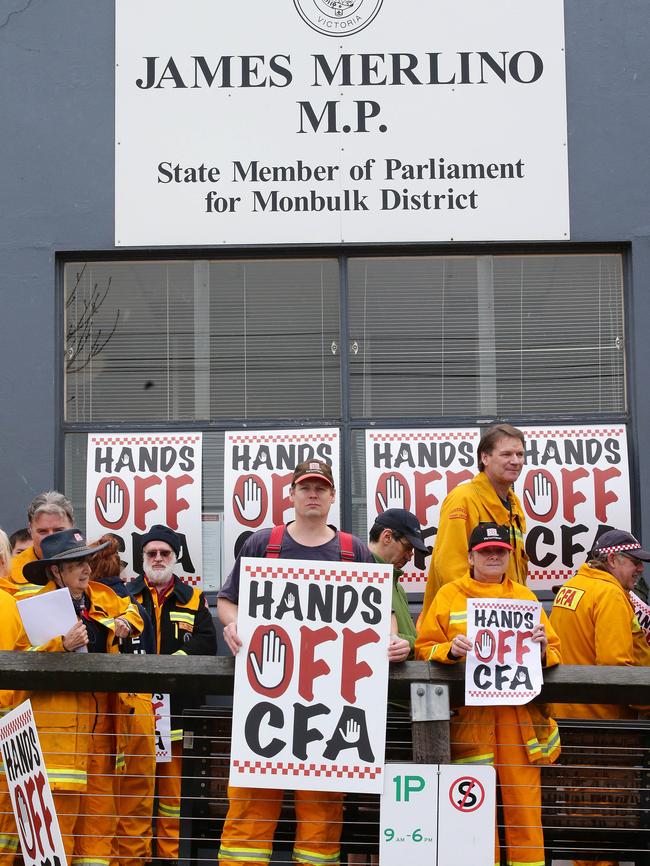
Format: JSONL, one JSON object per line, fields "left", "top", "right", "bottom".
{"left": 17, "top": 588, "right": 79, "bottom": 646}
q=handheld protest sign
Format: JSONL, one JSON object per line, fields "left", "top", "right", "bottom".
{"left": 465, "top": 598, "right": 543, "bottom": 705}
{"left": 0, "top": 700, "right": 68, "bottom": 866}
{"left": 152, "top": 693, "right": 172, "bottom": 763}
{"left": 630, "top": 592, "right": 650, "bottom": 647}
{"left": 230, "top": 556, "right": 393, "bottom": 793}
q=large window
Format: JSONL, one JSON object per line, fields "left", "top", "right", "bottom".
{"left": 347, "top": 254, "right": 625, "bottom": 418}
{"left": 63, "top": 251, "right": 626, "bottom": 588}
{"left": 65, "top": 259, "right": 340, "bottom": 422}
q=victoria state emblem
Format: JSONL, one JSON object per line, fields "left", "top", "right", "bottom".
{"left": 293, "top": 0, "right": 384, "bottom": 37}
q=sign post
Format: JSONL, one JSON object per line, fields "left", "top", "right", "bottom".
{"left": 379, "top": 763, "right": 495, "bottom": 866}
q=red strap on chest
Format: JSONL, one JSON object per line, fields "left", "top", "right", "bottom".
{"left": 265, "top": 524, "right": 285, "bottom": 558}
{"left": 265, "top": 525, "right": 355, "bottom": 561}
{"left": 338, "top": 530, "right": 354, "bottom": 561}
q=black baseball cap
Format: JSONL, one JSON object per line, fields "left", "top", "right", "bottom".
{"left": 468, "top": 522, "right": 512, "bottom": 552}
{"left": 591, "top": 529, "right": 650, "bottom": 561}
{"left": 374, "top": 508, "right": 428, "bottom": 553}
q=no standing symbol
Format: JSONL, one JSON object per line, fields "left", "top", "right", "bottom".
{"left": 449, "top": 776, "right": 486, "bottom": 812}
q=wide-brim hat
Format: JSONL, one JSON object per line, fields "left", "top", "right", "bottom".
{"left": 23, "top": 528, "right": 109, "bottom": 586}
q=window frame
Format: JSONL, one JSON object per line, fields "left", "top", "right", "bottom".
{"left": 55, "top": 241, "right": 633, "bottom": 560}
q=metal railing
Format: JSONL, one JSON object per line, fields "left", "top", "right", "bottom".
{"left": 0, "top": 653, "right": 648, "bottom": 866}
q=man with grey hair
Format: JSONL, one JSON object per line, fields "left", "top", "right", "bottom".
{"left": 4, "top": 490, "right": 74, "bottom": 598}
{"left": 550, "top": 528, "right": 650, "bottom": 721}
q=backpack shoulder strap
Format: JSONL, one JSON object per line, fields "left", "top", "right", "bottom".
{"left": 338, "top": 530, "right": 355, "bottom": 561}
{"left": 265, "top": 525, "right": 285, "bottom": 558}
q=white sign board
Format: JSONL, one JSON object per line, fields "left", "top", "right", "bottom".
{"left": 630, "top": 592, "right": 650, "bottom": 647}
{"left": 465, "top": 598, "right": 542, "bottom": 706}
{"left": 0, "top": 700, "right": 68, "bottom": 866}
{"left": 230, "top": 556, "right": 393, "bottom": 793}
{"left": 224, "top": 428, "right": 340, "bottom": 575}
{"left": 85, "top": 432, "right": 203, "bottom": 587}
{"left": 17, "top": 589, "right": 78, "bottom": 648}
{"left": 516, "top": 424, "right": 631, "bottom": 590}
{"left": 365, "top": 428, "right": 479, "bottom": 592}
{"left": 152, "top": 693, "right": 172, "bottom": 763}
{"left": 380, "top": 763, "right": 495, "bottom": 866}
{"left": 115, "top": 0, "right": 569, "bottom": 246}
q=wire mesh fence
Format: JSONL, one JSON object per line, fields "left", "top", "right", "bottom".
{"left": 0, "top": 656, "right": 648, "bottom": 866}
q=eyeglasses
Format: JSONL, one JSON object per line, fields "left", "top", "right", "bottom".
{"left": 392, "top": 533, "right": 413, "bottom": 555}
{"left": 144, "top": 549, "right": 174, "bottom": 560}
{"left": 620, "top": 553, "right": 642, "bottom": 567}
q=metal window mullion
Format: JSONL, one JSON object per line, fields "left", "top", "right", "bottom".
{"left": 339, "top": 254, "right": 352, "bottom": 531}
{"left": 477, "top": 256, "right": 497, "bottom": 416}
{"left": 193, "top": 261, "right": 211, "bottom": 419}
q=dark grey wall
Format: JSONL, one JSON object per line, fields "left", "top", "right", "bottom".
{"left": 0, "top": 0, "right": 114, "bottom": 531}
{"left": 1, "top": 0, "right": 650, "bottom": 541}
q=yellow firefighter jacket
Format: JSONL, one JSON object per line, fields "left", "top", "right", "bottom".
{"left": 416, "top": 572, "right": 562, "bottom": 765}
{"left": 549, "top": 562, "right": 650, "bottom": 719}
{"left": 422, "top": 471, "right": 528, "bottom": 618}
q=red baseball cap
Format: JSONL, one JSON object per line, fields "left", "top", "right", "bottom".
{"left": 291, "top": 460, "right": 335, "bottom": 488}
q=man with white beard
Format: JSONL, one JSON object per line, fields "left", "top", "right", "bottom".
{"left": 124, "top": 524, "right": 217, "bottom": 866}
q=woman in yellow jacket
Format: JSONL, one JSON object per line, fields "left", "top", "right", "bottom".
{"left": 0, "top": 541, "right": 32, "bottom": 865}
{"left": 416, "top": 522, "right": 561, "bottom": 866}
{"left": 6, "top": 529, "right": 143, "bottom": 866}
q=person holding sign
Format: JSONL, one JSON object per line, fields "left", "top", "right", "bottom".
{"left": 550, "top": 528, "right": 650, "bottom": 722}
{"left": 416, "top": 522, "right": 561, "bottom": 866}
{"left": 217, "top": 459, "right": 373, "bottom": 866}
{"left": 421, "top": 424, "right": 528, "bottom": 618}
{"left": 9, "top": 529, "right": 144, "bottom": 865}
{"left": 0, "top": 576, "right": 32, "bottom": 866}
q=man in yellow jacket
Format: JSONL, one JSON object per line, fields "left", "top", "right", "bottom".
{"left": 3, "top": 491, "right": 74, "bottom": 599}
{"left": 550, "top": 528, "right": 650, "bottom": 717}
{"left": 549, "top": 529, "right": 650, "bottom": 866}
{"left": 422, "top": 423, "right": 528, "bottom": 618}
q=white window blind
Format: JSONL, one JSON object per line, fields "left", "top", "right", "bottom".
{"left": 64, "top": 259, "right": 341, "bottom": 422}
{"left": 347, "top": 254, "right": 624, "bottom": 418}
